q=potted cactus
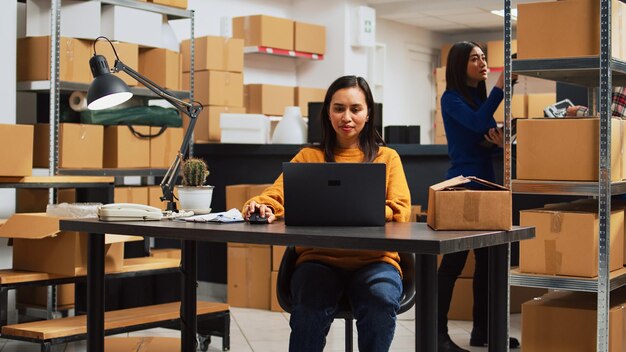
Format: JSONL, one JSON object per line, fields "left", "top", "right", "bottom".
{"left": 177, "top": 157, "right": 214, "bottom": 213}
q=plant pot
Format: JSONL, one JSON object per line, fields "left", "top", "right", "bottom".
{"left": 177, "top": 185, "right": 214, "bottom": 213}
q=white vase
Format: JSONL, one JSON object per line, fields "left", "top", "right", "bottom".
{"left": 272, "top": 106, "right": 307, "bottom": 144}
{"left": 177, "top": 185, "right": 214, "bottom": 213}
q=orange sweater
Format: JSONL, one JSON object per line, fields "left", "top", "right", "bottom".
{"left": 243, "top": 146, "right": 412, "bottom": 275}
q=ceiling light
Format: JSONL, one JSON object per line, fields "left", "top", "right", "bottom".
{"left": 491, "top": 8, "right": 517, "bottom": 21}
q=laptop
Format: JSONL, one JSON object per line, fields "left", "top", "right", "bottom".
{"left": 282, "top": 162, "right": 386, "bottom": 226}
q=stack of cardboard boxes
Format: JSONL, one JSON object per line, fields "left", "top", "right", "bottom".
{"left": 181, "top": 35, "right": 246, "bottom": 143}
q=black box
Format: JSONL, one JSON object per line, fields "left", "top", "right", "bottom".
{"left": 384, "top": 125, "right": 421, "bottom": 144}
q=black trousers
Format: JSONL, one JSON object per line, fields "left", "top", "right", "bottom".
{"left": 437, "top": 247, "right": 489, "bottom": 334}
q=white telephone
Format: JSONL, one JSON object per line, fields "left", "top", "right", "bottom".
{"left": 98, "top": 203, "right": 163, "bottom": 222}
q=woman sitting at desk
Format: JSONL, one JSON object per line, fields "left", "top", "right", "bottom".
{"left": 242, "top": 75, "right": 411, "bottom": 352}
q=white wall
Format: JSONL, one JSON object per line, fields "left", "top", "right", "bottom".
{"left": 377, "top": 18, "right": 445, "bottom": 143}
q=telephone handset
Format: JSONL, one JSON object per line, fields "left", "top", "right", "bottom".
{"left": 98, "top": 203, "right": 163, "bottom": 222}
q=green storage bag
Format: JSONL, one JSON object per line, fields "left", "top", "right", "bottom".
{"left": 79, "top": 106, "right": 182, "bottom": 127}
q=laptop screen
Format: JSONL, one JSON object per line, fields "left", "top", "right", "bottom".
{"left": 282, "top": 162, "right": 386, "bottom": 226}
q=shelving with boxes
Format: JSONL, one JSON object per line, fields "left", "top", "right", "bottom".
{"left": 502, "top": 0, "right": 626, "bottom": 350}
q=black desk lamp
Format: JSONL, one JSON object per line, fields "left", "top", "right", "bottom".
{"left": 87, "top": 36, "right": 203, "bottom": 212}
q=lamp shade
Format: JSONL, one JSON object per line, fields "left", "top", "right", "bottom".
{"left": 87, "top": 55, "right": 133, "bottom": 110}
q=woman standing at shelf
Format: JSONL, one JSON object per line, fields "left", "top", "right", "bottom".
{"left": 437, "top": 41, "right": 520, "bottom": 352}
{"left": 241, "top": 75, "right": 411, "bottom": 352}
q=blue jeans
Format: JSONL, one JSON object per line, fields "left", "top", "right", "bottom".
{"left": 288, "top": 261, "right": 402, "bottom": 352}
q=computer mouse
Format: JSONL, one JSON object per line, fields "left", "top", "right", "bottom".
{"left": 248, "top": 210, "right": 269, "bottom": 224}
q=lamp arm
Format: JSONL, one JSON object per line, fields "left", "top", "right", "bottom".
{"left": 112, "top": 59, "right": 202, "bottom": 211}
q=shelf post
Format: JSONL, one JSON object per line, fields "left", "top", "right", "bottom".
{"left": 598, "top": 0, "right": 612, "bottom": 351}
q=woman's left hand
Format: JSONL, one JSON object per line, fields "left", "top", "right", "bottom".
{"left": 484, "top": 127, "right": 504, "bottom": 148}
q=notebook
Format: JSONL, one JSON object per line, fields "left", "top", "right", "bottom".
{"left": 282, "top": 162, "right": 386, "bottom": 226}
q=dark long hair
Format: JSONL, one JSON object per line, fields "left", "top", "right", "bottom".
{"left": 319, "top": 76, "right": 384, "bottom": 162}
{"left": 445, "top": 41, "right": 487, "bottom": 109}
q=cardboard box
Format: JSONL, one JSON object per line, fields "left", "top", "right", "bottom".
{"left": 517, "top": 118, "right": 623, "bottom": 181}
{"left": 494, "top": 94, "right": 527, "bottom": 122}
{"left": 17, "top": 36, "right": 91, "bottom": 83}
{"left": 148, "top": 0, "right": 187, "bottom": 9}
{"left": 517, "top": 0, "right": 626, "bottom": 59}
{"left": 437, "top": 252, "right": 475, "bottom": 279}
{"left": 440, "top": 44, "right": 452, "bottom": 67}
{"left": 294, "top": 87, "right": 326, "bottom": 117}
{"left": 270, "top": 271, "right": 283, "bottom": 312}
{"left": 139, "top": 48, "right": 180, "bottom": 90}
{"left": 227, "top": 244, "right": 271, "bottom": 309}
{"left": 527, "top": 93, "right": 556, "bottom": 118}
{"left": 150, "top": 248, "right": 181, "bottom": 259}
{"left": 114, "top": 187, "right": 149, "bottom": 205}
{"left": 486, "top": 40, "right": 517, "bottom": 68}
{"left": 103, "top": 125, "right": 151, "bottom": 168}
{"left": 294, "top": 21, "right": 326, "bottom": 54}
{"left": 246, "top": 84, "right": 295, "bottom": 116}
{"left": 233, "top": 15, "right": 294, "bottom": 51}
{"left": 427, "top": 176, "right": 512, "bottom": 230}
{"left": 181, "top": 36, "right": 244, "bottom": 73}
{"left": 272, "top": 245, "right": 286, "bottom": 272}
{"left": 0, "top": 124, "right": 33, "bottom": 177}
{"left": 184, "top": 71, "right": 244, "bottom": 107}
{"left": 225, "top": 184, "right": 272, "bottom": 211}
{"left": 101, "top": 5, "right": 162, "bottom": 48}
{"left": 95, "top": 41, "right": 139, "bottom": 87}
{"left": 26, "top": 0, "right": 100, "bottom": 40}
{"left": 520, "top": 206, "right": 624, "bottom": 277}
{"left": 194, "top": 106, "right": 246, "bottom": 142}
{"left": 17, "top": 283, "right": 74, "bottom": 307}
{"left": 522, "top": 291, "right": 626, "bottom": 352}
{"left": 105, "top": 337, "right": 181, "bottom": 352}
{"left": 16, "top": 189, "right": 75, "bottom": 213}
{"left": 0, "top": 213, "right": 142, "bottom": 276}
{"left": 33, "top": 123, "right": 104, "bottom": 169}
{"left": 149, "top": 126, "right": 183, "bottom": 168}
{"left": 448, "top": 277, "right": 473, "bottom": 320}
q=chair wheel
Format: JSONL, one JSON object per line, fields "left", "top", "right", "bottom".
{"left": 197, "top": 334, "right": 211, "bottom": 351}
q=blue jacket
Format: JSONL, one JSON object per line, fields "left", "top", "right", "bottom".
{"left": 441, "top": 86, "right": 503, "bottom": 182}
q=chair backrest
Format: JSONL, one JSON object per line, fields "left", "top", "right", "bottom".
{"left": 276, "top": 247, "right": 416, "bottom": 315}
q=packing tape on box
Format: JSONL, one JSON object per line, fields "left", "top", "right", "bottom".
{"left": 463, "top": 192, "right": 480, "bottom": 223}
{"left": 544, "top": 239, "right": 561, "bottom": 275}
{"left": 69, "top": 91, "right": 88, "bottom": 112}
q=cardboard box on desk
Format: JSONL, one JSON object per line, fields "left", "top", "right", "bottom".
{"left": 0, "top": 124, "right": 33, "bottom": 177}
{"left": 103, "top": 125, "right": 150, "bottom": 168}
{"left": 520, "top": 206, "right": 624, "bottom": 277}
{"left": 17, "top": 36, "right": 91, "bottom": 84}
{"left": 233, "top": 15, "right": 294, "bottom": 51}
{"left": 516, "top": 118, "right": 624, "bottom": 181}
{"left": 0, "top": 213, "right": 142, "bottom": 276}
{"left": 33, "top": 123, "right": 103, "bottom": 169}
{"left": 522, "top": 291, "right": 626, "bottom": 352}
{"left": 427, "top": 176, "right": 512, "bottom": 230}
{"left": 517, "top": 0, "right": 626, "bottom": 59}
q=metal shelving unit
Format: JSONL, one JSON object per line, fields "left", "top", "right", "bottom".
{"left": 504, "top": 1, "right": 616, "bottom": 350}
{"left": 21, "top": 0, "right": 195, "bottom": 180}
{"left": 243, "top": 45, "right": 324, "bottom": 60}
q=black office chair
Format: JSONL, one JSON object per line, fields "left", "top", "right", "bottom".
{"left": 276, "top": 247, "right": 416, "bottom": 351}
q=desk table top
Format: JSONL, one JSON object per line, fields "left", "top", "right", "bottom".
{"left": 60, "top": 218, "right": 534, "bottom": 255}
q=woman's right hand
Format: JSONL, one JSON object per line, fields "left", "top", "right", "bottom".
{"left": 243, "top": 201, "right": 276, "bottom": 223}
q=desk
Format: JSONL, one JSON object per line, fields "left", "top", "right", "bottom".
{"left": 59, "top": 219, "right": 534, "bottom": 352}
